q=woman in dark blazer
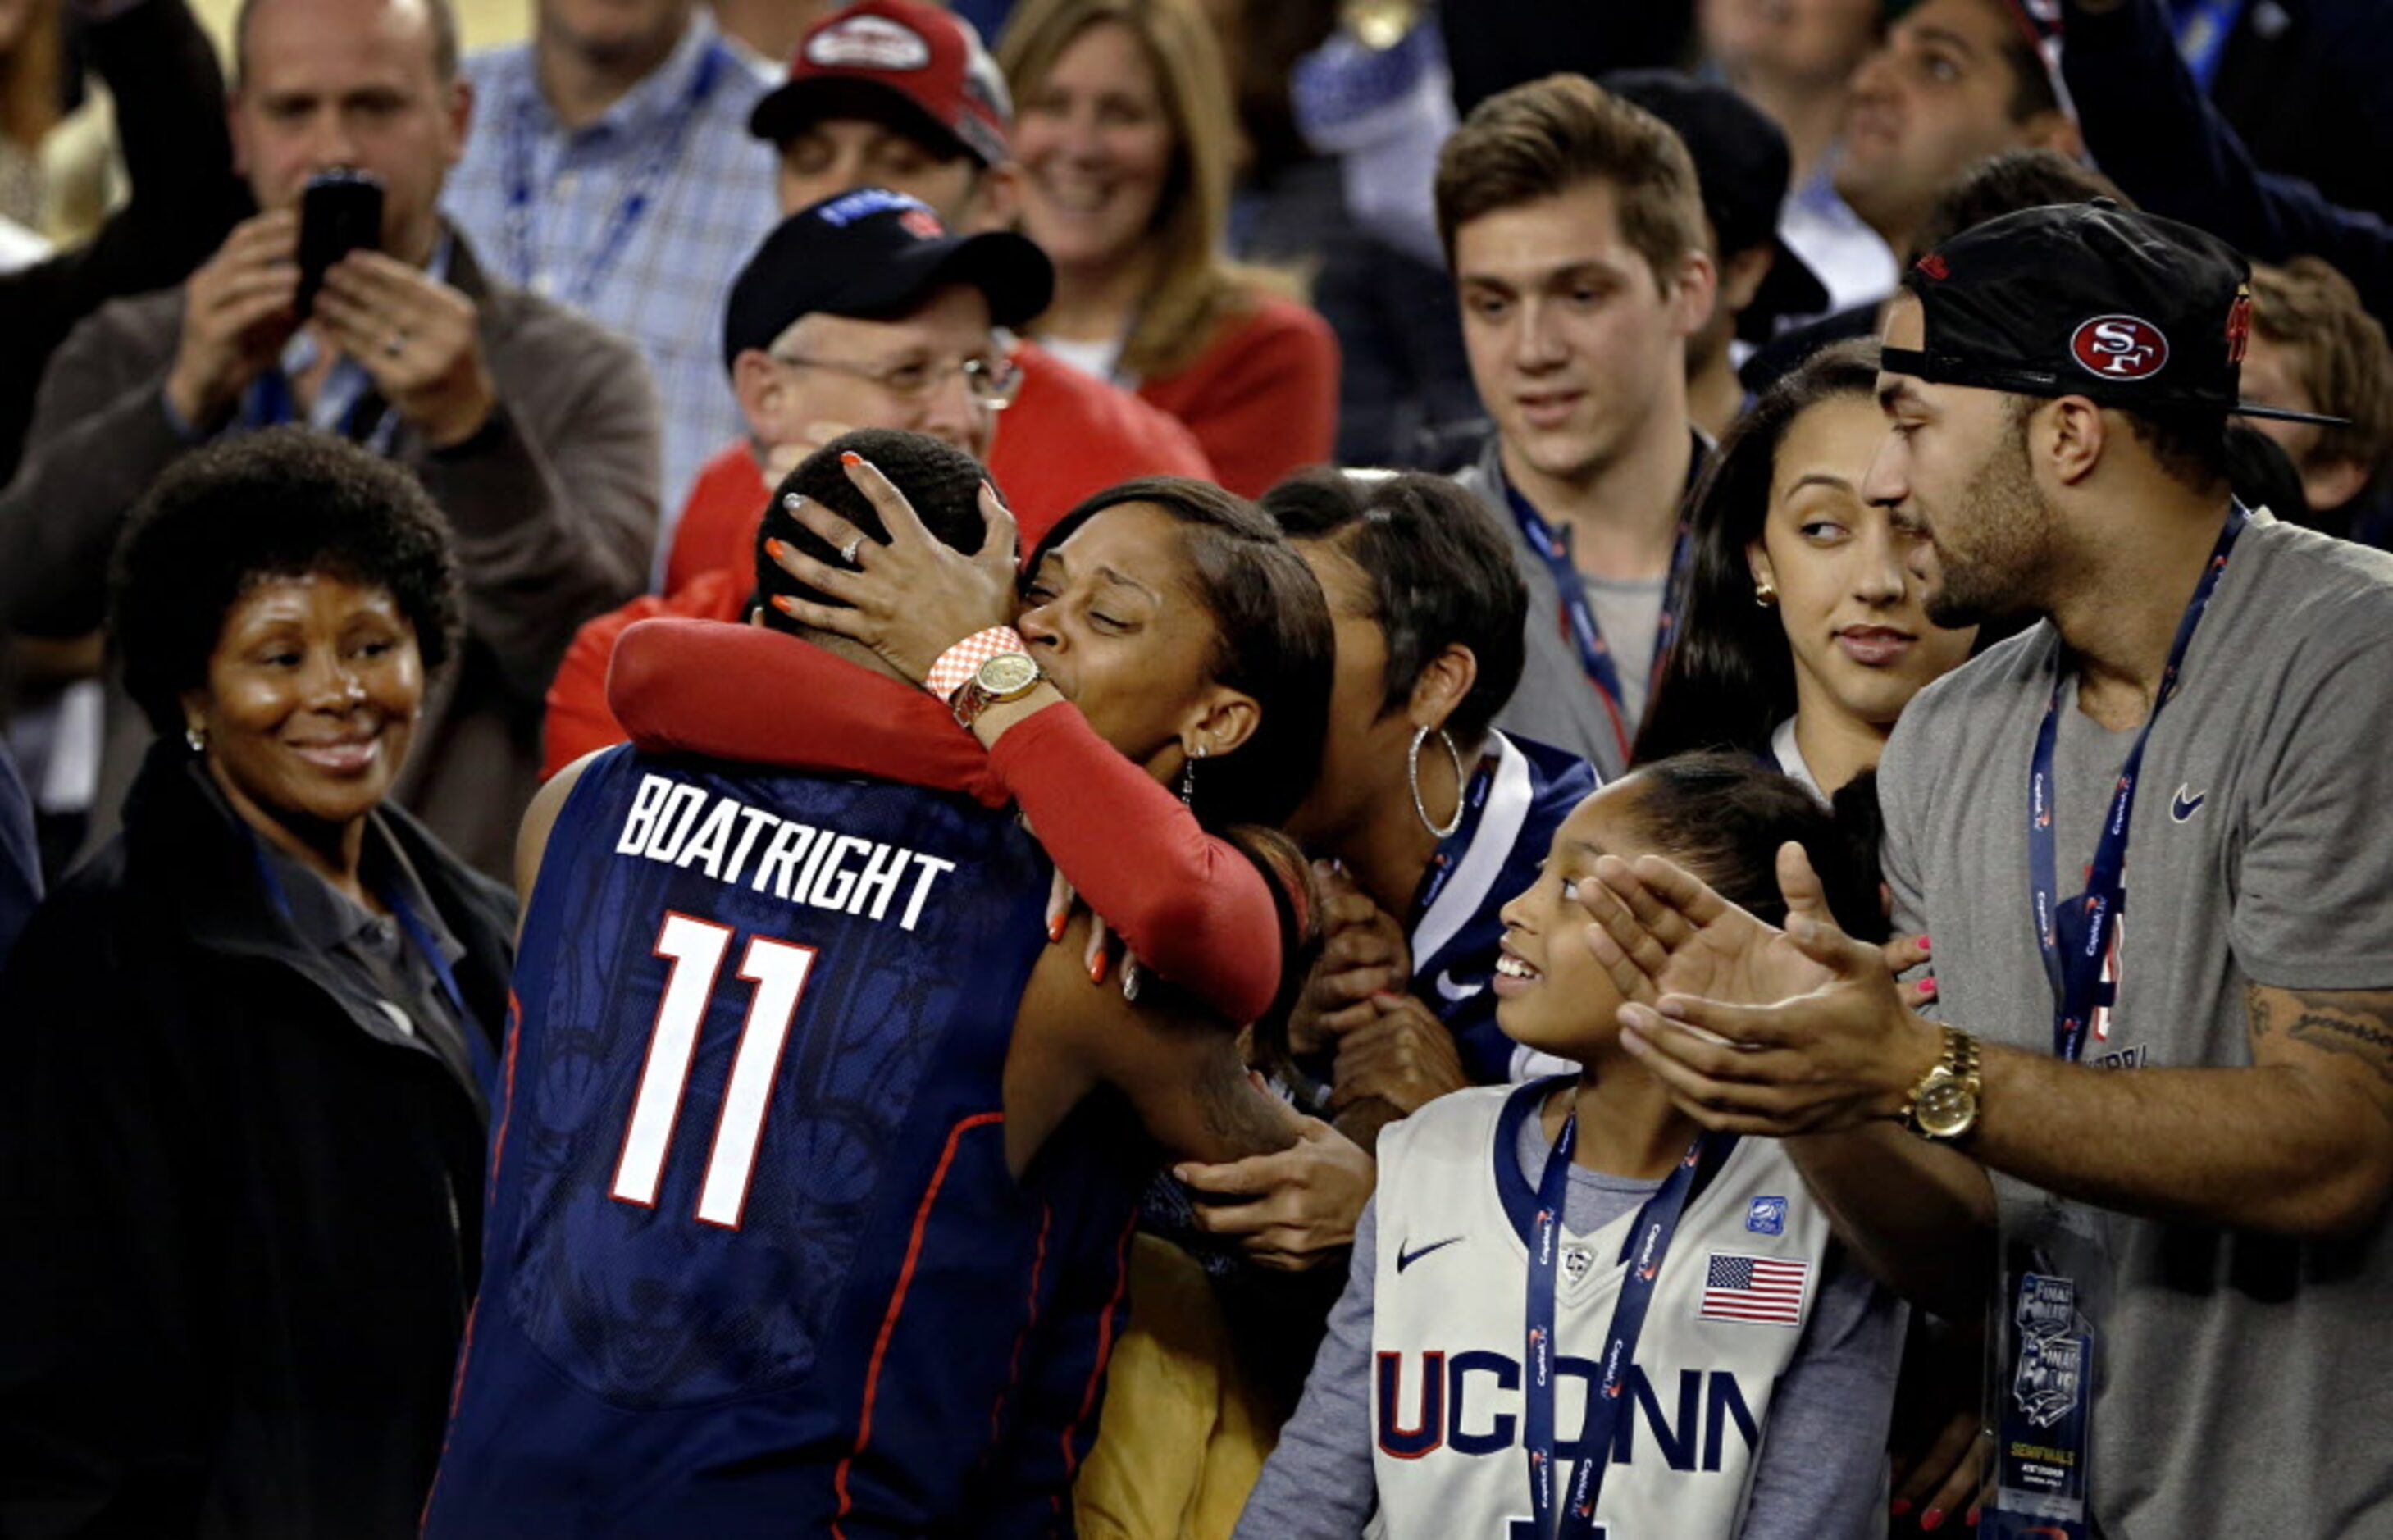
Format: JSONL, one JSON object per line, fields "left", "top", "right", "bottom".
{"left": 0, "top": 428, "right": 513, "bottom": 1538}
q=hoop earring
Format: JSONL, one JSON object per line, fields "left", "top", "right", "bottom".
{"left": 1754, "top": 580, "right": 1778, "bottom": 608}
{"left": 1408, "top": 726, "right": 1464, "bottom": 839}
{"left": 1179, "top": 742, "right": 1206, "bottom": 806}
{"left": 184, "top": 724, "right": 207, "bottom": 754}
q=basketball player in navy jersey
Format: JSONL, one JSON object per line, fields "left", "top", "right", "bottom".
{"left": 422, "top": 428, "right": 1307, "bottom": 1539}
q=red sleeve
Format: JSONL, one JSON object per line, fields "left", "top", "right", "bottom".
{"left": 605, "top": 618, "right": 1284, "bottom": 1022}
{"left": 662, "top": 444, "right": 773, "bottom": 596}
{"left": 987, "top": 704, "right": 1282, "bottom": 1026}
{"left": 607, "top": 618, "right": 1005, "bottom": 804}
{"left": 1138, "top": 297, "right": 1341, "bottom": 499}
{"left": 540, "top": 599, "right": 653, "bottom": 779}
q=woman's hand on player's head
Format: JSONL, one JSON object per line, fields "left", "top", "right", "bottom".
{"left": 764, "top": 454, "right": 1020, "bottom": 682}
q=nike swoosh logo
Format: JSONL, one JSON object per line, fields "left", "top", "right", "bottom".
{"left": 1434, "top": 969, "right": 1484, "bottom": 1003}
{"left": 2170, "top": 784, "right": 2207, "bottom": 822}
{"left": 1397, "top": 1236, "right": 1465, "bottom": 1273}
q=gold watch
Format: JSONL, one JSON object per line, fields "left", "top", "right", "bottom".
{"left": 1903, "top": 1025, "right": 1984, "bottom": 1141}
{"left": 950, "top": 649, "right": 1043, "bottom": 729}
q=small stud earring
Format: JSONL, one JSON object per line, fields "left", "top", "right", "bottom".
{"left": 1754, "top": 581, "right": 1778, "bottom": 608}
{"left": 185, "top": 723, "right": 207, "bottom": 754}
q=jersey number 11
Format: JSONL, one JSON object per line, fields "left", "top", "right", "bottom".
{"left": 610, "top": 911, "right": 819, "bottom": 1230}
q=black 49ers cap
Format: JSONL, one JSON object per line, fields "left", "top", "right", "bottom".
{"left": 1888, "top": 198, "right": 2348, "bottom": 426}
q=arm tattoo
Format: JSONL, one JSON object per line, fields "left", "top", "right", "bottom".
{"left": 2254, "top": 985, "right": 2393, "bottom": 1095}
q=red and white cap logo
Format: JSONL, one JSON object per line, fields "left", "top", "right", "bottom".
{"left": 783, "top": 0, "right": 1012, "bottom": 166}
{"left": 2070, "top": 315, "right": 2169, "bottom": 380}
{"left": 805, "top": 13, "right": 932, "bottom": 71}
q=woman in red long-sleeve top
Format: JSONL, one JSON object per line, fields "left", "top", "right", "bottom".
{"left": 990, "top": 0, "right": 1339, "bottom": 499}
{"left": 609, "top": 472, "right": 1331, "bottom": 1028}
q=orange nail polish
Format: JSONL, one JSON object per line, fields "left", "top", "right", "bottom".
{"left": 772, "top": 595, "right": 796, "bottom": 615}
{"left": 841, "top": 451, "right": 862, "bottom": 467}
{"left": 1047, "top": 914, "right": 1067, "bottom": 943}
{"left": 1090, "top": 956, "right": 1109, "bottom": 986}
{"left": 765, "top": 537, "right": 786, "bottom": 560}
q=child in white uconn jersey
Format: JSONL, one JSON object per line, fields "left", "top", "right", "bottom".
{"left": 1239, "top": 754, "right": 1904, "bottom": 1538}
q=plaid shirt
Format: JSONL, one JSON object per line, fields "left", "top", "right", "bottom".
{"left": 444, "top": 12, "right": 779, "bottom": 574}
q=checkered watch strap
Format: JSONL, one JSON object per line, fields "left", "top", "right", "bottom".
{"left": 925, "top": 626, "right": 1028, "bottom": 703}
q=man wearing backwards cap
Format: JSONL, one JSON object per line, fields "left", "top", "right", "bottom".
{"left": 542, "top": 185, "right": 1055, "bottom": 775}
{"left": 1587, "top": 200, "right": 2393, "bottom": 1538}
{"left": 653, "top": 0, "right": 1213, "bottom": 599}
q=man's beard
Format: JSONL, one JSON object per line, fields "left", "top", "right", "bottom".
{"left": 1921, "top": 414, "right": 2053, "bottom": 630}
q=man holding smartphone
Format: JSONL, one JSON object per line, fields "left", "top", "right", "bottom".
{"left": 0, "top": 0, "right": 664, "bottom": 880}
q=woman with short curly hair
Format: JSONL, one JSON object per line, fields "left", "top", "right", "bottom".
{"left": 0, "top": 426, "right": 514, "bottom": 1538}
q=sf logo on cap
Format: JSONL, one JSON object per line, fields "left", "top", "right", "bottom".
{"left": 2071, "top": 316, "right": 2170, "bottom": 380}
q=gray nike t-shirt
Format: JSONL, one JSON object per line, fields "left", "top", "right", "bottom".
{"left": 1877, "top": 513, "right": 2393, "bottom": 1538}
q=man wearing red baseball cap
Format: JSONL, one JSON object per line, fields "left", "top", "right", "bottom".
{"left": 652, "top": 0, "right": 1213, "bottom": 599}
{"left": 545, "top": 3, "right": 1215, "bottom": 782}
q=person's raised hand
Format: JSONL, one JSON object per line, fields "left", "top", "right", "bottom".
{"left": 1579, "top": 844, "right": 1840, "bottom": 1011}
{"left": 166, "top": 209, "right": 302, "bottom": 433}
{"left": 763, "top": 453, "right": 1019, "bottom": 683}
{"left": 1286, "top": 863, "right": 1412, "bottom": 1055}
{"left": 313, "top": 251, "right": 495, "bottom": 448}
{"left": 1176, "top": 1114, "right": 1376, "bottom": 1270}
{"left": 1611, "top": 853, "right": 1944, "bottom": 1137}
{"left": 1330, "top": 992, "right": 1467, "bottom": 1118}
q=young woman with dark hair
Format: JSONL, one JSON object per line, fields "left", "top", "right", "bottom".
{"left": 1636, "top": 339, "right": 1976, "bottom": 796}
{"left": 1243, "top": 469, "right": 1597, "bottom": 1126}
{"left": 606, "top": 459, "right": 1333, "bottom": 1027}
{"left": 1238, "top": 754, "right": 1903, "bottom": 1539}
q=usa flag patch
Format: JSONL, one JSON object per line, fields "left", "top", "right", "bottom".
{"left": 1698, "top": 1253, "right": 1808, "bottom": 1326}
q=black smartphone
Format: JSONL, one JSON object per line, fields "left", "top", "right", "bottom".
{"left": 295, "top": 168, "right": 384, "bottom": 319}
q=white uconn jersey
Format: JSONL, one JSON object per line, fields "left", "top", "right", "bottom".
{"left": 1367, "top": 1085, "right": 1830, "bottom": 1539}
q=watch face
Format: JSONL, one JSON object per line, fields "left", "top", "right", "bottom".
{"left": 977, "top": 651, "right": 1041, "bottom": 695}
{"left": 1916, "top": 1078, "right": 1979, "bottom": 1137}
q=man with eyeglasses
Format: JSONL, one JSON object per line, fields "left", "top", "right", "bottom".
{"left": 542, "top": 186, "right": 1058, "bottom": 774}
{"left": 650, "top": 0, "right": 1213, "bottom": 600}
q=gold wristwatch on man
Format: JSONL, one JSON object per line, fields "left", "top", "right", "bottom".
{"left": 1903, "top": 1024, "right": 1984, "bottom": 1141}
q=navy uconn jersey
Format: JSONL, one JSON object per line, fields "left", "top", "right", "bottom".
{"left": 1411, "top": 731, "right": 1598, "bottom": 1083}
{"left": 425, "top": 747, "right": 1137, "bottom": 1538}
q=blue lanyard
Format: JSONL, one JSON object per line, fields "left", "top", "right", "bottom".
{"left": 2028, "top": 504, "right": 2245, "bottom": 1060}
{"left": 1408, "top": 753, "right": 1497, "bottom": 923}
{"left": 1502, "top": 485, "right": 1689, "bottom": 766}
{"left": 245, "top": 832, "right": 493, "bottom": 1097}
{"left": 1524, "top": 1096, "right": 1728, "bottom": 1538}
{"left": 387, "top": 886, "right": 496, "bottom": 1100}
{"left": 245, "top": 367, "right": 400, "bottom": 455}
{"left": 2171, "top": 0, "right": 2247, "bottom": 92}
{"left": 499, "top": 39, "right": 728, "bottom": 309}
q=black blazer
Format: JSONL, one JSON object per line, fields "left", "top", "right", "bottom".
{"left": 0, "top": 736, "right": 515, "bottom": 1538}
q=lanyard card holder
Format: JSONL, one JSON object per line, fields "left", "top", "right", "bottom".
{"left": 1985, "top": 1247, "right": 2095, "bottom": 1540}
